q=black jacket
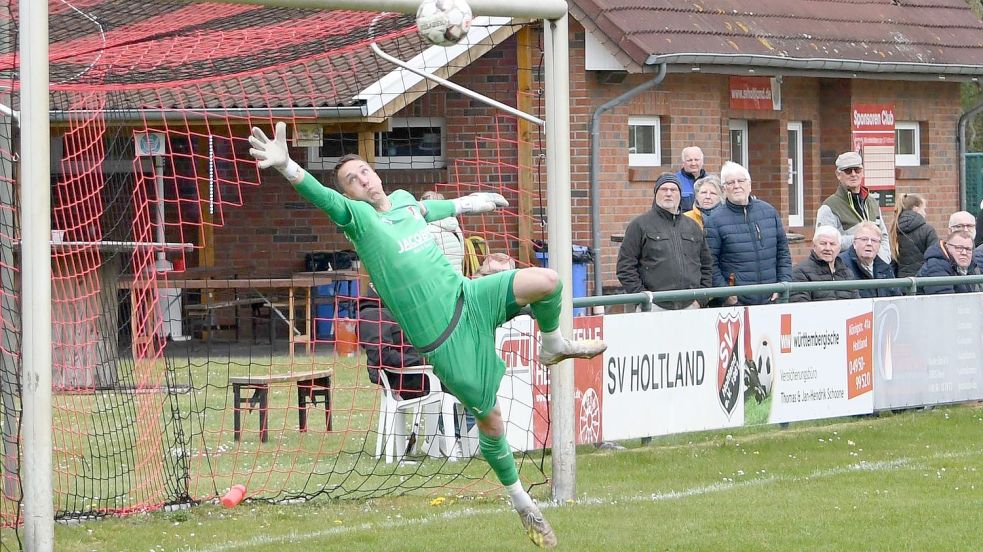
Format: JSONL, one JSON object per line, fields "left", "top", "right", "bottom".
{"left": 839, "top": 248, "right": 901, "bottom": 298}
{"left": 915, "top": 242, "right": 981, "bottom": 295}
{"left": 789, "top": 251, "right": 861, "bottom": 303}
{"left": 616, "top": 204, "right": 713, "bottom": 309}
{"left": 893, "top": 210, "right": 938, "bottom": 278}
{"left": 357, "top": 301, "right": 429, "bottom": 399}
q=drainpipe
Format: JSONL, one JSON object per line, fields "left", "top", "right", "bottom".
{"left": 589, "top": 63, "right": 667, "bottom": 299}
{"left": 957, "top": 97, "right": 983, "bottom": 210}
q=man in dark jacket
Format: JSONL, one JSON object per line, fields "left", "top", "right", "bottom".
{"left": 672, "top": 146, "right": 706, "bottom": 213}
{"left": 357, "top": 293, "right": 429, "bottom": 399}
{"left": 839, "top": 221, "right": 901, "bottom": 298}
{"left": 790, "top": 226, "right": 861, "bottom": 302}
{"left": 617, "top": 173, "right": 713, "bottom": 310}
{"left": 916, "top": 230, "right": 981, "bottom": 294}
{"left": 816, "top": 151, "right": 891, "bottom": 264}
{"left": 705, "top": 161, "right": 792, "bottom": 306}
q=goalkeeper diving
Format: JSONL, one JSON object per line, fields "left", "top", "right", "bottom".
{"left": 249, "top": 122, "right": 606, "bottom": 549}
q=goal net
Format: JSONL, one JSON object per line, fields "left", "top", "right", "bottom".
{"left": 0, "top": 0, "right": 558, "bottom": 538}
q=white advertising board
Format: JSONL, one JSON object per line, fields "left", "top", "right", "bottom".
{"left": 745, "top": 299, "right": 874, "bottom": 423}
{"left": 873, "top": 294, "right": 983, "bottom": 409}
{"left": 601, "top": 308, "right": 746, "bottom": 440}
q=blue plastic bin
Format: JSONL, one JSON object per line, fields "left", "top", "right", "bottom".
{"left": 534, "top": 245, "right": 592, "bottom": 316}
{"left": 314, "top": 280, "right": 360, "bottom": 339}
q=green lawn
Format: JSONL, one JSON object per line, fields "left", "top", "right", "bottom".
{"left": 19, "top": 404, "right": 981, "bottom": 551}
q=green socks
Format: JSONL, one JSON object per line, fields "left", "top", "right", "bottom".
{"left": 529, "top": 281, "right": 562, "bottom": 333}
{"left": 479, "top": 431, "right": 519, "bottom": 487}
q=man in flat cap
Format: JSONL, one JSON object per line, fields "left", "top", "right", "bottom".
{"left": 816, "top": 151, "right": 891, "bottom": 263}
{"left": 617, "top": 172, "right": 712, "bottom": 310}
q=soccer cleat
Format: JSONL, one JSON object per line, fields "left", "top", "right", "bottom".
{"left": 517, "top": 503, "right": 557, "bottom": 549}
{"left": 538, "top": 338, "right": 607, "bottom": 366}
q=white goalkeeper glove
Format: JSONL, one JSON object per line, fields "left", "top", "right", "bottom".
{"left": 452, "top": 192, "right": 509, "bottom": 215}
{"left": 248, "top": 121, "right": 303, "bottom": 183}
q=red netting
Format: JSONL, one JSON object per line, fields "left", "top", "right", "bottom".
{"left": 0, "top": 0, "right": 553, "bottom": 541}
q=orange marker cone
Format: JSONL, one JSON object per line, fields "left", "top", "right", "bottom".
{"left": 221, "top": 484, "right": 246, "bottom": 508}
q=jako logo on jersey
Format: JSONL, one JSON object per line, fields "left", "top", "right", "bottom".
{"left": 396, "top": 229, "right": 433, "bottom": 253}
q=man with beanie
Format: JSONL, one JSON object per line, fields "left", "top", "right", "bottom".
{"left": 617, "top": 172, "right": 713, "bottom": 310}
{"left": 816, "top": 151, "right": 891, "bottom": 263}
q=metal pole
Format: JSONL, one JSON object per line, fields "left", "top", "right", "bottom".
{"left": 370, "top": 43, "right": 544, "bottom": 127}
{"left": 21, "top": 0, "right": 55, "bottom": 548}
{"left": 544, "top": 13, "right": 575, "bottom": 504}
{"left": 206, "top": 0, "right": 569, "bottom": 18}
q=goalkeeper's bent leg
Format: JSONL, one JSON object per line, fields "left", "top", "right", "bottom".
{"left": 528, "top": 280, "right": 562, "bottom": 333}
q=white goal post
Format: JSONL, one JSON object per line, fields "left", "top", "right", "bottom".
{"left": 18, "top": 1, "right": 576, "bottom": 549}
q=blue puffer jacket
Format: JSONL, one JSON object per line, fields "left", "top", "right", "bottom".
{"left": 838, "top": 248, "right": 901, "bottom": 298}
{"left": 705, "top": 198, "right": 792, "bottom": 305}
{"left": 915, "top": 242, "right": 981, "bottom": 295}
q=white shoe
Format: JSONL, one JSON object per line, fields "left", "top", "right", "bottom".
{"left": 517, "top": 503, "right": 557, "bottom": 548}
{"left": 538, "top": 338, "right": 607, "bottom": 366}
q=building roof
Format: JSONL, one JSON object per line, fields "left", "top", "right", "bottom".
{"left": 6, "top": 1, "right": 515, "bottom": 118}
{"left": 572, "top": 0, "right": 983, "bottom": 78}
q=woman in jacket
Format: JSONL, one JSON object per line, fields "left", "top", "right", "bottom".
{"left": 890, "top": 193, "right": 938, "bottom": 278}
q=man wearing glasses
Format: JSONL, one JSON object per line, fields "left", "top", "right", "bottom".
{"left": 839, "top": 221, "right": 901, "bottom": 298}
{"left": 816, "top": 151, "right": 891, "bottom": 264}
{"left": 915, "top": 230, "right": 980, "bottom": 294}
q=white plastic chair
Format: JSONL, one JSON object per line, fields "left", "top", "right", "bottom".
{"left": 374, "top": 364, "right": 457, "bottom": 464}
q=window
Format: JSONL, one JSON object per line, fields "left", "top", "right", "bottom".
{"left": 628, "top": 116, "right": 661, "bottom": 166}
{"left": 728, "top": 119, "right": 748, "bottom": 167}
{"left": 307, "top": 117, "right": 446, "bottom": 170}
{"left": 375, "top": 117, "right": 445, "bottom": 169}
{"left": 895, "top": 121, "right": 920, "bottom": 166}
{"left": 787, "top": 122, "right": 804, "bottom": 227}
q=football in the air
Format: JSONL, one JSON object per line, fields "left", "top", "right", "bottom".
{"left": 416, "top": 0, "right": 473, "bottom": 47}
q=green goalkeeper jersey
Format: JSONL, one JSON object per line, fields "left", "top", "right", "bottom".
{"left": 294, "top": 172, "right": 464, "bottom": 348}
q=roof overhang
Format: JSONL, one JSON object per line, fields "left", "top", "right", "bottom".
{"left": 644, "top": 53, "right": 983, "bottom": 82}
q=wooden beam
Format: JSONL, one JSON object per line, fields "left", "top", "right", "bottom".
{"left": 516, "top": 26, "right": 537, "bottom": 267}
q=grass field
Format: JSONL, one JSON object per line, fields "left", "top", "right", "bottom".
{"left": 14, "top": 403, "right": 979, "bottom": 551}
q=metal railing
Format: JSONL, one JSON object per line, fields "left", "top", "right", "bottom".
{"left": 573, "top": 274, "right": 983, "bottom": 311}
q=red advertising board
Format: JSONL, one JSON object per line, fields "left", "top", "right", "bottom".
{"left": 851, "top": 103, "right": 896, "bottom": 196}
{"left": 729, "top": 76, "right": 776, "bottom": 110}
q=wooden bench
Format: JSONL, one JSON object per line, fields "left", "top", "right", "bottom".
{"left": 229, "top": 369, "right": 333, "bottom": 442}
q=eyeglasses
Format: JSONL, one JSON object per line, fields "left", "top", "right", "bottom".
{"left": 724, "top": 178, "right": 749, "bottom": 187}
{"left": 949, "top": 223, "right": 976, "bottom": 231}
{"left": 855, "top": 237, "right": 881, "bottom": 244}
{"left": 839, "top": 167, "right": 863, "bottom": 175}
{"left": 945, "top": 243, "right": 973, "bottom": 254}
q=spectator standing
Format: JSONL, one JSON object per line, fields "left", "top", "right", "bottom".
{"left": 421, "top": 190, "right": 465, "bottom": 275}
{"left": 816, "top": 151, "right": 891, "bottom": 263}
{"left": 683, "top": 174, "right": 723, "bottom": 230}
{"left": 673, "top": 146, "right": 707, "bottom": 213}
{"left": 617, "top": 173, "right": 712, "bottom": 310}
{"left": 840, "top": 221, "right": 901, "bottom": 298}
{"left": 916, "top": 230, "right": 981, "bottom": 294}
{"left": 946, "top": 210, "right": 977, "bottom": 240}
{"left": 789, "top": 226, "right": 860, "bottom": 302}
{"left": 704, "top": 161, "right": 792, "bottom": 306}
{"left": 889, "top": 193, "right": 937, "bottom": 278}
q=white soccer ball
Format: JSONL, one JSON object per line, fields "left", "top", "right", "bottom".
{"left": 416, "top": 0, "right": 473, "bottom": 47}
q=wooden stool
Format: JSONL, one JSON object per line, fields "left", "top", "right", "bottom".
{"left": 229, "top": 369, "right": 333, "bottom": 442}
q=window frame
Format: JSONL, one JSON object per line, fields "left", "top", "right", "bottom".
{"left": 306, "top": 116, "right": 447, "bottom": 170}
{"left": 627, "top": 115, "right": 662, "bottom": 167}
{"left": 894, "top": 121, "right": 920, "bottom": 167}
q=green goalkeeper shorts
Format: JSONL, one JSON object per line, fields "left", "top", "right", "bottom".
{"left": 427, "top": 269, "right": 520, "bottom": 420}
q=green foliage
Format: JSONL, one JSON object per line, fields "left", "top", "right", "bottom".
{"left": 37, "top": 405, "right": 983, "bottom": 551}
{"left": 962, "top": 82, "right": 983, "bottom": 152}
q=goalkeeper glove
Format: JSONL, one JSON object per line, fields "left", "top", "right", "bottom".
{"left": 452, "top": 192, "right": 509, "bottom": 215}
{"left": 248, "top": 121, "right": 303, "bottom": 183}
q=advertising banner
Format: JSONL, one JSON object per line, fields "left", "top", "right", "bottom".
{"left": 873, "top": 294, "right": 983, "bottom": 409}
{"left": 496, "top": 315, "right": 605, "bottom": 451}
{"left": 851, "top": 103, "right": 896, "bottom": 205}
{"left": 745, "top": 300, "right": 874, "bottom": 423}
{"left": 729, "top": 76, "right": 781, "bottom": 110}
{"left": 601, "top": 308, "right": 745, "bottom": 441}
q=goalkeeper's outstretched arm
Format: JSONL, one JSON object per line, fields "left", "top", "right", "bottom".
{"left": 248, "top": 121, "right": 353, "bottom": 226}
{"left": 421, "top": 193, "right": 509, "bottom": 223}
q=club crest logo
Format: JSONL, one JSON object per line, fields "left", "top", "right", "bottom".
{"left": 716, "top": 312, "right": 742, "bottom": 416}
